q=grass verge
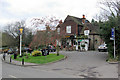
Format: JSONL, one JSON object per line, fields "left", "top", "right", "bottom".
{"left": 11, "top": 53, "right": 65, "bottom": 64}
{"left": 106, "top": 56, "right": 119, "bottom": 62}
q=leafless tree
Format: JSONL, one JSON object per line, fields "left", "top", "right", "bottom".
{"left": 31, "top": 16, "right": 59, "bottom": 30}
{"left": 95, "top": 0, "right": 120, "bottom": 21}
{"left": 29, "top": 16, "right": 60, "bottom": 48}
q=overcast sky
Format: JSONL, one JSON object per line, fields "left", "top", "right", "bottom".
{"left": 0, "top": 0, "right": 100, "bottom": 28}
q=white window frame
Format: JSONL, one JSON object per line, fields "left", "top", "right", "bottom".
{"left": 57, "top": 28, "right": 60, "bottom": 34}
{"left": 84, "top": 30, "right": 90, "bottom": 35}
{"left": 66, "top": 26, "right": 71, "bottom": 33}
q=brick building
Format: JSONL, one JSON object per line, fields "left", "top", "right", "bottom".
{"left": 56, "top": 15, "right": 103, "bottom": 50}
{"left": 30, "top": 15, "right": 103, "bottom": 50}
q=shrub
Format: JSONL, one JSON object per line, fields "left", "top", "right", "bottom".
{"left": 32, "top": 50, "right": 41, "bottom": 56}
{"left": 78, "top": 45, "right": 80, "bottom": 49}
{"left": 81, "top": 44, "right": 85, "bottom": 47}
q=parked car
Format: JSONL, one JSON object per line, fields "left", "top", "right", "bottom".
{"left": 22, "top": 47, "right": 30, "bottom": 52}
{"left": 98, "top": 44, "right": 107, "bottom": 52}
{"left": 27, "top": 48, "right": 33, "bottom": 53}
{"left": 47, "top": 45, "right": 56, "bottom": 52}
{"left": 7, "top": 48, "right": 14, "bottom": 54}
{"left": 2, "top": 48, "right": 9, "bottom": 53}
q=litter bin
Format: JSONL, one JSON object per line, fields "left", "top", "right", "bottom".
{"left": 41, "top": 49, "right": 45, "bottom": 56}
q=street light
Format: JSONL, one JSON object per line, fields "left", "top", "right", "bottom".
{"left": 19, "top": 27, "right": 24, "bottom": 57}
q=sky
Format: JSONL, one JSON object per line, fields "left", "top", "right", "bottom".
{"left": 0, "top": 0, "right": 100, "bottom": 30}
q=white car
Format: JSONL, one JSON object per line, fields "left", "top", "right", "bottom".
{"left": 98, "top": 44, "right": 107, "bottom": 52}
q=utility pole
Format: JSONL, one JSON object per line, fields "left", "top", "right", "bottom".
{"left": 111, "top": 27, "right": 116, "bottom": 58}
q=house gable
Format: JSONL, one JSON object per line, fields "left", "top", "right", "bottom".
{"left": 57, "top": 15, "right": 85, "bottom": 36}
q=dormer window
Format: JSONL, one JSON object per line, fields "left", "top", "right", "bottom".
{"left": 66, "top": 26, "right": 71, "bottom": 33}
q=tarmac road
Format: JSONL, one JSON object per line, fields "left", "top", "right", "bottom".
{"left": 2, "top": 62, "right": 76, "bottom": 78}
{"left": 1, "top": 51, "right": 118, "bottom": 78}
{"left": 31, "top": 51, "right": 118, "bottom": 78}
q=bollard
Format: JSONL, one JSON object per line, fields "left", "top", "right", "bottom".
{"left": 22, "top": 58, "right": 24, "bottom": 65}
{"left": 3, "top": 53, "right": 5, "bottom": 61}
{"left": 10, "top": 56, "right": 12, "bottom": 63}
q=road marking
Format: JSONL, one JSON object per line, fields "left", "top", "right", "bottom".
{"left": 9, "top": 75, "right": 17, "bottom": 78}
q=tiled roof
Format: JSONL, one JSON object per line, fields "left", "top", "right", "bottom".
{"left": 65, "top": 15, "right": 89, "bottom": 26}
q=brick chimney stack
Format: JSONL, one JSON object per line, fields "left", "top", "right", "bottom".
{"left": 83, "top": 14, "right": 85, "bottom": 19}
{"left": 59, "top": 20, "right": 62, "bottom": 24}
{"left": 46, "top": 26, "right": 51, "bottom": 31}
{"left": 82, "top": 15, "right": 86, "bottom": 24}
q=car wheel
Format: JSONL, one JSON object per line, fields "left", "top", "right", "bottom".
{"left": 99, "top": 50, "right": 101, "bottom": 52}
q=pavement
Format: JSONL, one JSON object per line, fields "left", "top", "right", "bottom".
{"left": 2, "top": 53, "right": 39, "bottom": 66}
{"left": 1, "top": 51, "right": 118, "bottom": 78}
{"left": 0, "top": 54, "right": 2, "bottom": 80}
{"left": 2, "top": 62, "right": 77, "bottom": 78}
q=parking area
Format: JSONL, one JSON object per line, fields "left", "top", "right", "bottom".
{"left": 31, "top": 51, "right": 118, "bottom": 78}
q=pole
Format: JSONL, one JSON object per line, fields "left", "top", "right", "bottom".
{"left": 114, "top": 27, "right": 116, "bottom": 58}
{"left": 22, "top": 58, "right": 24, "bottom": 65}
{"left": 20, "top": 34, "right": 22, "bottom": 56}
{"left": 10, "top": 56, "right": 12, "bottom": 63}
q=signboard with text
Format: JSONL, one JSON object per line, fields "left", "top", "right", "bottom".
{"left": 110, "top": 28, "right": 114, "bottom": 40}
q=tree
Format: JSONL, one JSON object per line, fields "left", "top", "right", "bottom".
{"left": 30, "top": 16, "right": 60, "bottom": 47}
{"left": 29, "top": 16, "right": 62, "bottom": 56}
{"left": 31, "top": 16, "right": 59, "bottom": 30}
{"left": 3, "top": 20, "right": 33, "bottom": 54}
{"left": 97, "top": 0, "right": 120, "bottom": 59}
{"left": 2, "top": 32, "right": 15, "bottom": 47}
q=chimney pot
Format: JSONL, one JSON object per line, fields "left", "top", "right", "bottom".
{"left": 59, "top": 20, "right": 62, "bottom": 24}
{"left": 83, "top": 15, "right": 85, "bottom": 18}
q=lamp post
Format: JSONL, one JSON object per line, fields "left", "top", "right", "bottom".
{"left": 19, "top": 27, "right": 24, "bottom": 57}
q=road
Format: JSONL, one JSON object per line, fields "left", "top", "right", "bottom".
{"left": 31, "top": 51, "right": 118, "bottom": 78}
{"left": 2, "top": 51, "right": 118, "bottom": 78}
{"left": 2, "top": 61, "right": 76, "bottom": 78}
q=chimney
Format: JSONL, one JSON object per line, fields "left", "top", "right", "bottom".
{"left": 82, "top": 15, "right": 85, "bottom": 24}
{"left": 83, "top": 14, "right": 85, "bottom": 19}
{"left": 59, "top": 20, "right": 62, "bottom": 24}
{"left": 46, "top": 26, "right": 51, "bottom": 31}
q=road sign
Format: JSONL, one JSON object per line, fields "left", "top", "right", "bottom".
{"left": 111, "top": 28, "right": 116, "bottom": 58}
{"left": 111, "top": 28, "right": 114, "bottom": 38}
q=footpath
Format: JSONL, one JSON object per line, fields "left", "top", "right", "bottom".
{"left": 2, "top": 53, "right": 38, "bottom": 66}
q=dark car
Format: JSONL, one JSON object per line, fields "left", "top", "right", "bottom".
{"left": 27, "top": 48, "right": 33, "bottom": 53}
{"left": 22, "top": 47, "right": 30, "bottom": 52}
{"left": 47, "top": 45, "right": 56, "bottom": 52}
